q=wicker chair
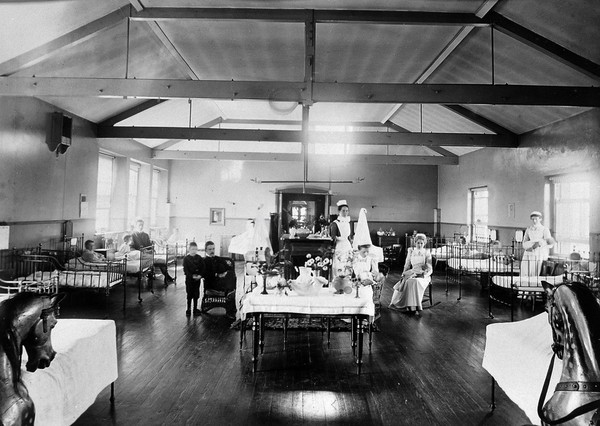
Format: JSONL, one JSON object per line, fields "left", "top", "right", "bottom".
{"left": 200, "top": 257, "right": 237, "bottom": 317}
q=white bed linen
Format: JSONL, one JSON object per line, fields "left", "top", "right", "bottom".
{"left": 482, "top": 313, "right": 561, "bottom": 424}
{"left": 58, "top": 271, "right": 121, "bottom": 289}
{"left": 491, "top": 275, "right": 563, "bottom": 291}
{"left": 241, "top": 285, "right": 374, "bottom": 318}
{"left": 447, "top": 257, "right": 518, "bottom": 273}
{"left": 21, "top": 319, "right": 118, "bottom": 426}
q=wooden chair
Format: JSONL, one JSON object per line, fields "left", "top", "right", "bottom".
{"left": 422, "top": 280, "right": 434, "bottom": 307}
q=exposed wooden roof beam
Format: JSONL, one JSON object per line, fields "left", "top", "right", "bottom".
{"left": 98, "top": 127, "right": 517, "bottom": 147}
{"left": 221, "top": 119, "right": 387, "bottom": 128}
{"left": 384, "top": 121, "right": 410, "bottom": 133}
{"left": 443, "top": 104, "right": 517, "bottom": 136}
{"left": 128, "top": 1, "right": 145, "bottom": 12}
{"left": 2, "top": 77, "right": 598, "bottom": 107}
{"left": 488, "top": 11, "right": 600, "bottom": 80}
{"left": 154, "top": 117, "right": 224, "bottom": 150}
{"left": 382, "top": 0, "right": 500, "bottom": 123}
{"left": 98, "top": 99, "right": 167, "bottom": 127}
{"left": 130, "top": 8, "right": 488, "bottom": 26}
{"left": 426, "top": 146, "right": 459, "bottom": 157}
{"left": 144, "top": 21, "right": 199, "bottom": 80}
{"left": 151, "top": 150, "right": 459, "bottom": 165}
{"left": 0, "top": 6, "right": 129, "bottom": 76}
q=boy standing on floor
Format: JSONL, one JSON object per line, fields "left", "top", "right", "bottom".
{"left": 183, "top": 242, "right": 204, "bottom": 316}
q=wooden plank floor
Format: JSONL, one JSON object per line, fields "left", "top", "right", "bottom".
{"left": 56, "top": 266, "right": 538, "bottom": 426}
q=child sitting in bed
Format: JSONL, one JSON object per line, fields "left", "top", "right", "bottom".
{"left": 114, "top": 234, "right": 140, "bottom": 261}
{"left": 81, "top": 240, "right": 107, "bottom": 263}
{"left": 183, "top": 242, "right": 204, "bottom": 317}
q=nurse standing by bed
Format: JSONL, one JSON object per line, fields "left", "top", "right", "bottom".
{"left": 521, "top": 211, "right": 555, "bottom": 276}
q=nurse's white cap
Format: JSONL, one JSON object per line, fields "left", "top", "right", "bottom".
{"left": 530, "top": 211, "right": 543, "bottom": 218}
{"left": 336, "top": 200, "right": 348, "bottom": 207}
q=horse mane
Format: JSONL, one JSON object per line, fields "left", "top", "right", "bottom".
{"left": 556, "top": 282, "right": 600, "bottom": 364}
{"left": 0, "top": 292, "right": 44, "bottom": 385}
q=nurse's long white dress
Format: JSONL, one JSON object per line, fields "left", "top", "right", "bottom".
{"left": 332, "top": 217, "right": 353, "bottom": 277}
{"left": 521, "top": 225, "right": 553, "bottom": 277}
{"left": 390, "top": 247, "right": 432, "bottom": 312}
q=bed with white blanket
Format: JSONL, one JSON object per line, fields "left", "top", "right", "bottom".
{"left": 21, "top": 318, "right": 118, "bottom": 426}
{"left": 483, "top": 313, "right": 561, "bottom": 425}
{"left": 447, "top": 255, "right": 519, "bottom": 273}
{"left": 491, "top": 274, "right": 563, "bottom": 291}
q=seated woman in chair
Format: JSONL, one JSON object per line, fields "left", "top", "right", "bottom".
{"left": 389, "top": 233, "right": 432, "bottom": 314}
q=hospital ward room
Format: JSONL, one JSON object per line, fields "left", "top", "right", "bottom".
{"left": 0, "top": 0, "right": 599, "bottom": 425}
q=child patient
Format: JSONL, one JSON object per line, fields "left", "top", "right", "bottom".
{"left": 114, "top": 234, "right": 141, "bottom": 260}
{"left": 183, "top": 242, "right": 205, "bottom": 317}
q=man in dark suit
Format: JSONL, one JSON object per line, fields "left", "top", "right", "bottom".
{"left": 203, "top": 240, "right": 236, "bottom": 319}
{"left": 131, "top": 219, "right": 174, "bottom": 283}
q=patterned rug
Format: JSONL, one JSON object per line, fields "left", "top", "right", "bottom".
{"left": 230, "top": 317, "right": 379, "bottom": 332}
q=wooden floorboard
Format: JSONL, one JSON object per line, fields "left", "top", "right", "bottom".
{"left": 58, "top": 266, "right": 537, "bottom": 426}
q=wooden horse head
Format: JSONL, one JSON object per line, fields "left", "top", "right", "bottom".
{"left": 0, "top": 292, "right": 65, "bottom": 426}
{"left": 540, "top": 281, "right": 600, "bottom": 425}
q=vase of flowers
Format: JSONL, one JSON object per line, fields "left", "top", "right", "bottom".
{"left": 304, "top": 253, "right": 330, "bottom": 277}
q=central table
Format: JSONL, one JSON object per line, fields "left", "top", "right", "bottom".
{"left": 240, "top": 285, "right": 375, "bottom": 374}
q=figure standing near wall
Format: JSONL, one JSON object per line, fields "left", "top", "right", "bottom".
{"left": 521, "top": 211, "right": 555, "bottom": 276}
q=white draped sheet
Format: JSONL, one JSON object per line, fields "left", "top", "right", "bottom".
{"left": 21, "top": 319, "right": 118, "bottom": 426}
{"left": 482, "top": 313, "right": 561, "bottom": 425}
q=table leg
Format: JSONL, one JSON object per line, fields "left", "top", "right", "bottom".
{"left": 240, "top": 317, "right": 245, "bottom": 350}
{"left": 368, "top": 321, "right": 373, "bottom": 351}
{"left": 357, "top": 317, "right": 364, "bottom": 374}
{"left": 327, "top": 318, "right": 331, "bottom": 348}
{"left": 351, "top": 317, "right": 357, "bottom": 356}
{"left": 259, "top": 313, "right": 265, "bottom": 355}
{"left": 283, "top": 315, "right": 288, "bottom": 350}
{"left": 252, "top": 314, "right": 259, "bottom": 373}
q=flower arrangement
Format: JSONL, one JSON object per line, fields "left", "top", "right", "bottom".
{"left": 333, "top": 249, "right": 355, "bottom": 278}
{"left": 304, "top": 253, "right": 331, "bottom": 276}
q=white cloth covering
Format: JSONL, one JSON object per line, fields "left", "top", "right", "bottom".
{"left": 482, "top": 313, "right": 561, "bottom": 425}
{"left": 491, "top": 274, "right": 563, "bottom": 291}
{"left": 351, "top": 208, "right": 384, "bottom": 263}
{"left": 229, "top": 207, "right": 272, "bottom": 256}
{"left": 21, "top": 319, "right": 118, "bottom": 426}
{"left": 241, "top": 285, "right": 374, "bottom": 318}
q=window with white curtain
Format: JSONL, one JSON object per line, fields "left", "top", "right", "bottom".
{"left": 150, "top": 169, "right": 160, "bottom": 227}
{"left": 127, "top": 162, "right": 140, "bottom": 228}
{"left": 547, "top": 173, "right": 590, "bottom": 256}
{"left": 469, "top": 187, "right": 489, "bottom": 242}
{"left": 95, "top": 154, "right": 114, "bottom": 232}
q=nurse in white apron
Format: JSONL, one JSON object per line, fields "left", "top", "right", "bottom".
{"left": 521, "top": 211, "right": 555, "bottom": 277}
{"left": 329, "top": 200, "right": 353, "bottom": 277}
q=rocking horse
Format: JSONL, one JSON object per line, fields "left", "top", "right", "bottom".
{"left": 0, "top": 292, "right": 64, "bottom": 426}
{"left": 539, "top": 281, "right": 600, "bottom": 425}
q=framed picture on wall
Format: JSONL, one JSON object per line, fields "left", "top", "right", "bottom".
{"left": 209, "top": 208, "right": 225, "bottom": 226}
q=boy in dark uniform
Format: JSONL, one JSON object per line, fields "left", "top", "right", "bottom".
{"left": 183, "top": 242, "right": 204, "bottom": 316}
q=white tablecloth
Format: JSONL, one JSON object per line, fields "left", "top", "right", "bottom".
{"left": 241, "top": 286, "right": 375, "bottom": 318}
{"left": 21, "top": 319, "right": 118, "bottom": 426}
{"left": 482, "top": 313, "right": 561, "bottom": 424}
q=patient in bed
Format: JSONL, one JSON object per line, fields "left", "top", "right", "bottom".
{"left": 81, "top": 240, "right": 107, "bottom": 263}
{"left": 114, "top": 234, "right": 140, "bottom": 261}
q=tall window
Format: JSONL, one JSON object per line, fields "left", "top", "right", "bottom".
{"left": 127, "top": 163, "right": 140, "bottom": 228}
{"left": 469, "top": 187, "right": 489, "bottom": 242}
{"left": 95, "top": 154, "right": 114, "bottom": 232}
{"left": 547, "top": 173, "right": 590, "bottom": 256}
{"left": 150, "top": 169, "right": 160, "bottom": 227}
